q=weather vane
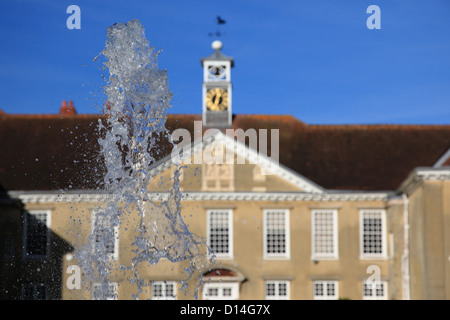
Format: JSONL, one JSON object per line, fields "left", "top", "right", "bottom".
{"left": 208, "top": 16, "right": 226, "bottom": 38}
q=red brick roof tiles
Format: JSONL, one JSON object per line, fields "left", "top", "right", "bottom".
{"left": 1, "top": 112, "right": 449, "bottom": 192}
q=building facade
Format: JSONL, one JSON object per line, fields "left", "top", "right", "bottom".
{"left": 0, "top": 41, "right": 450, "bottom": 300}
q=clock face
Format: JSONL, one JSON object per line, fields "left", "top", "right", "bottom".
{"left": 206, "top": 88, "right": 228, "bottom": 111}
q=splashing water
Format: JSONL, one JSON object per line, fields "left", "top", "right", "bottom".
{"left": 76, "top": 19, "right": 210, "bottom": 300}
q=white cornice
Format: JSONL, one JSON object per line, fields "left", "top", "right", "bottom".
{"left": 8, "top": 191, "right": 112, "bottom": 204}
{"left": 14, "top": 167, "right": 450, "bottom": 204}
{"left": 398, "top": 168, "right": 450, "bottom": 194}
{"left": 9, "top": 190, "right": 390, "bottom": 204}
{"left": 182, "top": 192, "right": 389, "bottom": 202}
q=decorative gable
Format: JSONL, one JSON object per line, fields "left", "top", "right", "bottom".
{"left": 148, "top": 130, "right": 324, "bottom": 194}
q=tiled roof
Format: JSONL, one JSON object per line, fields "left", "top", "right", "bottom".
{"left": 0, "top": 111, "right": 449, "bottom": 192}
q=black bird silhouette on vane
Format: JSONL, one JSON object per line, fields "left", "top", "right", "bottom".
{"left": 217, "top": 16, "right": 226, "bottom": 24}
{"left": 208, "top": 16, "right": 226, "bottom": 37}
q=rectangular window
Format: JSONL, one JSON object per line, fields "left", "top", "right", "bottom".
{"left": 21, "top": 283, "right": 47, "bottom": 300}
{"left": 362, "top": 281, "right": 388, "bottom": 300}
{"left": 313, "top": 281, "right": 338, "bottom": 300}
{"left": 92, "top": 209, "right": 119, "bottom": 260}
{"left": 203, "top": 282, "right": 239, "bottom": 300}
{"left": 311, "top": 209, "right": 338, "bottom": 259}
{"left": 151, "top": 281, "right": 177, "bottom": 300}
{"left": 207, "top": 209, "right": 233, "bottom": 259}
{"left": 92, "top": 282, "right": 118, "bottom": 300}
{"left": 265, "top": 280, "right": 290, "bottom": 300}
{"left": 24, "top": 210, "right": 51, "bottom": 258}
{"left": 263, "top": 209, "right": 290, "bottom": 259}
{"left": 360, "top": 210, "right": 386, "bottom": 258}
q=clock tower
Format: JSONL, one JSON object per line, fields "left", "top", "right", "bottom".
{"left": 201, "top": 40, "right": 234, "bottom": 127}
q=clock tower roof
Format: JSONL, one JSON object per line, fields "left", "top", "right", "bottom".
{"left": 201, "top": 40, "right": 234, "bottom": 67}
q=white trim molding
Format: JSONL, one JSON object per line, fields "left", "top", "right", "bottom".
{"left": 398, "top": 168, "right": 450, "bottom": 194}
{"left": 9, "top": 190, "right": 391, "bottom": 204}
{"left": 433, "top": 148, "right": 450, "bottom": 168}
{"left": 184, "top": 191, "right": 390, "bottom": 202}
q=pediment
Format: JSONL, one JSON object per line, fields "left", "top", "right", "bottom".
{"left": 148, "top": 130, "right": 323, "bottom": 193}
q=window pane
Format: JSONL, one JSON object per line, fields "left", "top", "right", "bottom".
{"left": 223, "top": 288, "right": 232, "bottom": 296}
{"left": 327, "top": 282, "right": 335, "bottom": 296}
{"left": 363, "top": 281, "right": 387, "bottom": 300}
{"left": 362, "top": 211, "right": 384, "bottom": 255}
{"left": 278, "top": 283, "right": 286, "bottom": 296}
{"left": 152, "top": 284, "right": 163, "bottom": 297}
{"left": 266, "top": 211, "right": 287, "bottom": 254}
{"left": 208, "top": 288, "right": 218, "bottom": 296}
{"left": 151, "top": 282, "right": 176, "bottom": 300}
{"left": 93, "top": 210, "right": 118, "bottom": 259}
{"left": 209, "top": 210, "right": 230, "bottom": 255}
{"left": 265, "top": 281, "right": 289, "bottom": 300}
{"left": 25, "top": 212, "right": 49, "bottom": 256}
{"left": 313, "top": 210, "right": 336, "bottom": 256}
{"left": 266, "top": 283, "right": 276, "bottom": 296}
{"left": 314, "top": 282, "right": 324, "bottom": 297}
{"left": 313, "top": 281, "right": 337, "bottom": 300}
{"left": 92, "top": 283, "right": 118, "bottom": 300}
{"left": 165, "top": 284, "right": 174, "bottom": 298}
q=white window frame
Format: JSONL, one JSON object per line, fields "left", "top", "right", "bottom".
{"left": 23, "top": 210, "right": 51, "bottom": 259}
{"left": 265, "top": 280, "right": 290, "bottom": 300}
{"left": 207, "top": 209, "right": 233, "bottom": 259}
{"left": 92, "top": 209, "right": 119, "bottom": 261}
{"left": 151, "top": 281, "right": 177, "bottom": 300}
{"left": 313, "top": 280, "right": 338, "bottom": 300}
{"left": 263, "top": 209, "right": 290, "bottom": 260}
{"left": 92, "top": 282, "right": 118, "bottom": 300}
{"left": 362, "top": 280, "right": 388, "bottom": 300}
{"left": 311, "top": 209, "right": 338, "bottom": 260}
{"left": 359, "top": 209, "right": 387, "bottom": 259}
{"left": 202, "top": 282, "right": 239, "bottom": 300}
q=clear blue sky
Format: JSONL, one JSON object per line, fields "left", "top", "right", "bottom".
{"left": 0, "top": 0, "right": 449, "bottom": 124}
